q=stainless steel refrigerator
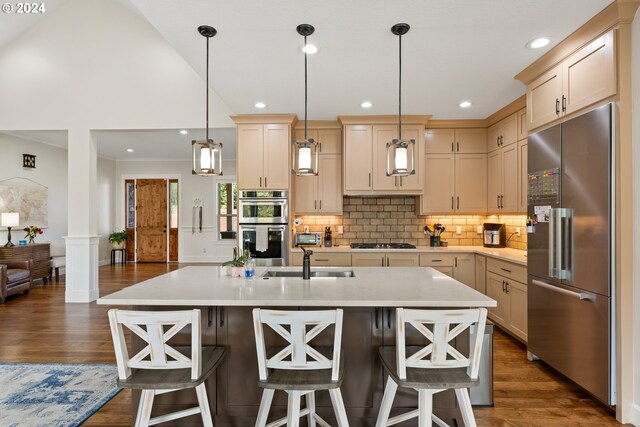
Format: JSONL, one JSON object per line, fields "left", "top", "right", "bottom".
{"left": 527, "top": 103, "right": 614, "bottom": 405}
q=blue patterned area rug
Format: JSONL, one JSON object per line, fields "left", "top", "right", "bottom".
{"left": 0, "top": 362, "right": 121, "bottom": 427}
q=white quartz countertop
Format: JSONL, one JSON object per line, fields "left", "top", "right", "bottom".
{"left": 291, "top": 245, "right": 527, "bottom": 266}
{"left": 97, "top": 266, "right": 496, "bottom": 308}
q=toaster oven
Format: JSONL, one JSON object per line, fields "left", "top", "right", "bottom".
{"left": 294, "top": 232, "right": 322, "bottom": 247}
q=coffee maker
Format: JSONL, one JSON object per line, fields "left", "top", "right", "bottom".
{"left": 483, "top": 223, "right": 506, "bottom": 248}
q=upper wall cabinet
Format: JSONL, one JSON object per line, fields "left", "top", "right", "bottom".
{"left": 517, "top": 108, "right": 527, "bottom": 140}
{"left": 526, "top": 31, "right": 615, "bottom": 131}
{"left": 233, "top": 115, "right": 296, "bottom": 190}
{"left": 341, "top": 116, "right": 428, "bottom": 196}
{"left": 425, "top": 128, "right": 487, "bottom": 154}
{"left": 487, "top": 113, "right": 517, "bottom": 151}
{"left": 294, "top": 127, "right": 342, "bottom": 154}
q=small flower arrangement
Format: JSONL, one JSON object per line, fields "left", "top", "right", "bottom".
{"left": 24, "top": 225, "right": 43, "bottom": 244}
{"left": 222, "top": 248, "right": 250, "bottom": 277}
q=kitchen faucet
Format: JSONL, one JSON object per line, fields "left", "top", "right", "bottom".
{"left": 300, "top": 246, "right": 313, "bottom": 280}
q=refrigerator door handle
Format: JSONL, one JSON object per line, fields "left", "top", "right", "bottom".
{"left": 559, "top": 209, "right": 573, "bottom": 280}
{"left": 549, "top": 209, "right": 558, "bottom": 278}
{"left": 532, "top": 279, "right": 594, "bottom": 302}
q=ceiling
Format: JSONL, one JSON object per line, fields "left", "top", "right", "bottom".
{"left": 127, "top": 0, "right": 612, "bottom": 120}
{"left": 2, "top": 128, "right": 237, "bottom": 161}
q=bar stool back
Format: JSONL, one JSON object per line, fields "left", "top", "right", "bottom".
{"left": 108, "top": 309, "right": 225, "bottom": 427}
{"left": 376, "top": 307, "right": 488, "bottom": 427}
{"left": 252, "top": 308, "right": 349, "bottom": 427}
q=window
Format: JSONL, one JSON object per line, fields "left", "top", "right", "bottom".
{"left": 169, "top": 180, "right": 179, "bottom": 228}
{"left": 125, "top": 180, "right": 135, "bottom": 228}
{"left": 218, "top": 181, "right": 238, "bottom": 240}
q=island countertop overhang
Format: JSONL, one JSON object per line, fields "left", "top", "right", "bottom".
{"left": 97, "top": 266, "right": 496, "bottom": 308}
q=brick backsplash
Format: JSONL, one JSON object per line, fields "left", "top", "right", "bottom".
{"left": 294, "top": 197, "right": 527, "bottom": 250}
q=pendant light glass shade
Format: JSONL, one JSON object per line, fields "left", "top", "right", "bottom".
{"left": 193, "top": 25, "right": 223, "bottom": 176}
{"left": 387, "top": 23, "right": 415, "bottom": 177}
{"left": 192, "top": 139, "right": 223, "bottom": 176}
{"left": 292, "top": 138, "right": 318, "bottom": 175}
{"left": 292, "top": 23, "right": 319, "bottom": 176}
{"left": 386, "top": 138, "right": 415, "bottom": 176}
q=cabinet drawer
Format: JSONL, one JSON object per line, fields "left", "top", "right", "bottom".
{"left": 290, "top": 252, "right": 351, "bottom": 267}
{"left": 419, "top": 253, "right": 455, "bottom": 267}
{"left": 487, "top": 258, "right": 527, "bottom": 283}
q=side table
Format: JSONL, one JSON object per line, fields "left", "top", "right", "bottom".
{"left": 111, "top": 248, "right": 126, "bottom": 265}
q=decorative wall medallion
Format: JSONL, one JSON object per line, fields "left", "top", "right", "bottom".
{"left": 22, "top": 154, "right": 36, "bottom": 168}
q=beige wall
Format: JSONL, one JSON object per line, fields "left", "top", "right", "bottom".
{"left": 295, "top": 196, "right": 527, "bottom": 249}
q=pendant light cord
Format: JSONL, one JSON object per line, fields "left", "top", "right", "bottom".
{"left": 206, "top": 35, "right": 210, "bottom": 142}
{"left": 398, "top": 33, "right": 402, "bottom": 140}
{"left": 304, "top": 34, "right": 308, "bottom": 141}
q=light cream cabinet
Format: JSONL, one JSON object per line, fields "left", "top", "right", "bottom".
{"left": 526, "top": 31, "right": 615, "bottom": 131}
{"left": 517, "top": 108, "right": 528, "bottom": 141}
{"left": 487, "top": 113, "right": 517, "bottom": 151}
{"left": 487, "top": 143, "right": 518, "bottom": 213}
{"left": 294, "top": 128, "right": 342, "bottom": 154}
{"left": 419, "top": 253, "right": 474, "bottom": 288}
{"left": 237, "top": 122, "right": 291, "bottom": 190}
{"left": 290, "top": 252, "right": 351, "bottom": 267}
{"left": 293, "top": 154, "right": 343, "bottom": 215}
{"left": 344, "top": 123, "right": 424, "bottom": 195}
{"left": 421, "top": 153, "right": 487, "bottom": 215}
{"left": 518, "top": 139, "right": 528, "bottom": 213}
{"left": 475, "top": 255, "right": 486, "bottom": 294}
{"left": 486, "top": 258, "right": 528, "bottom": 342}
{"left": 425, "top": 128, "right": 487, "bottom": 154}
{"left": 352, "top": 252, "right": 419, "bottom": 267}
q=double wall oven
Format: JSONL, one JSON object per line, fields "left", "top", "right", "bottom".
{"left": 238, "top": 190, "right": 289, "bottom": 266}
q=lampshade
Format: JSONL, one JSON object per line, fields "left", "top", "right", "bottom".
{"left": 292, "top": 139, "right": 318, "bottom": 176}
{"left": 386, "top": 139, "right": 416, "bottom": 176}
{"left": 1, "top": 212, "right": 19, "bottom": 227}
{"left": 192, "top": 139, "right": 223, "bottom": 176}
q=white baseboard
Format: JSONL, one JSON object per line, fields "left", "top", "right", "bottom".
{"left": 99, "top": 259, "right": 110, "bottom": 266}
{"left": 631, "top": 403, "right": 640, "bottom": 426}
{"left": 65, "top": 288, "right": 99, "bottom": 303}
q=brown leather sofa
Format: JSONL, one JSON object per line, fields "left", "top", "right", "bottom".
{"left": 0, "top": 259, "right": 33, "bottom": 303}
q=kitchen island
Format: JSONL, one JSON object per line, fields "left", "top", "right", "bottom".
{"left": 98, "top": 266, "right": 496, "bottom": 426}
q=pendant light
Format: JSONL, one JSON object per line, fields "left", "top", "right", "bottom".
{"left": 292, "top": 24, "right": 319, "bottom": 176}
{"left": 192, "top": 25, "right": 223, "bottom": 176}
{"left": 387, "top": 23, "right": 416, "bottom": 177}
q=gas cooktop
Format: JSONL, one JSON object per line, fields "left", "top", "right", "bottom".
{"left": 350, "top": 243, "right": 416, "bottom": 249}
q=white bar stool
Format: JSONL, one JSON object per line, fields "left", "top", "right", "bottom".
{"left": 108, "top": 309, "right": 225, "bottom": 427}
{"left": 252, "top": 308, "right": 349, "bottom": 427}
{"left": 375, "top": 308, "right": 488, "bottom": 427}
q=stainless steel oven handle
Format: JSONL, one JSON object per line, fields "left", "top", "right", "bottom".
{"left": 532, "top": 280, "right": 594, "bottom": 301}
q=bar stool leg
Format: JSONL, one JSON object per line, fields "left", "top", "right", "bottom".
{"left": 195, "top": 383, "right": 214, "bottom": 427}
{"left": 135, "top": 389, "right": 154, "bottom": 427}
{"left": 255, "top": 389, "right": 274, "bottom": 427}
{"left": 454, "top": 388, "right": 477, "bottom": 427}
{"left": 287, "top": 390, "right": 302, "bottom": 427}
{"left": 328, "top": 388, "right": 349, "bottom": 427}
{"left": 375, "top": 377, "right": 398, "bottom": 427}
{"left": 418, "top": 389, "right": 434, "bottom": 427}
{"left": 306, "top": 391, "right": 317, "bottom": 427}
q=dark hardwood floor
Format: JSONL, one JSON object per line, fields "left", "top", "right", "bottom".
{"left": 0, "top": 264, "right": 620, "bottom": 426}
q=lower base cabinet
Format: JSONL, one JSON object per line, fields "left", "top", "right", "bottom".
{"left": 486, "top": 269, "right": 528, "bottom": 342}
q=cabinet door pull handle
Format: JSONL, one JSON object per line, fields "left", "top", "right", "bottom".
{"left": 497, "top": 195, "right": 500, "bottom": 208}
{"left": 208, "top": 307, "right": 213, "bottom": 327}
{"left": 506, "top": 282, "right": 510, "bottom": 293}
{"left": 500, "top": 195, "right": 504, "bottom": 208}
{"left": 219, "top": 307, "right": 224, "bottom": 327}
{"left": 319, "top": 142, "right": 322, "bottom": 153}
{"left": 562, "top": 95, "right": 566, "bottom": 113}
{"left": 400, "top": 177, "right": 403, "bottom": 187}
{"left": 381, "top": 256, "right": 385, "bottom": 267}
{"left": 387, "top": 257, "right": 390, "bottom": 267}
{"left": 456, "top": 142, "right": 459, "bottom": 152}
{"left": 369, "top": 173, "right": 371, "bottom": 187}
{"left": 451, "top": 196, "right": 454, "bottom": 210}
{"left": 259, "top": 177, "right": 262, "bottom": 188}
{"left": 457, "top": 196, "right": 460, "bottom": 209}
{"left": 387, "top": 307, "right": 391, "bottom": 329}
{"left": 455, "top": 257, "right": 458, "bottom": 267}
{"left": 431, "top": 259, "right": 442, "bottom": 262}
{"left": 555, "top": 98, "right": 560, "bottom": 115}
{"left": 502, "top": 281, "right": 506, "bottom": 292}
{"left": 265, "top": 177, "right": 267, "bottom": 188}
{"left": 319, "top": 200, "right": 322, "bottom": 210}
{"left": 501, "top": 267, "right": 512, "bottom": 273}
{"left": 451, "top": 142, "right": 454, "bottom": 152}
{"left": 315, "top": 259, "right": 329, "bottom": 262}
{"left": 374, "top": 307, "right": 380, "bottom": 329}
{"left": 315, "top": 200, "right": 317, "bottom": 210}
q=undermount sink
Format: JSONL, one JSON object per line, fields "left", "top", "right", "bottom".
{"left": 263, "top": 270, "right": 356, "bottom": 278}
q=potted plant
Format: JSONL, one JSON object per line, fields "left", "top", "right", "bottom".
{"left": 108, "top": 230, "right": 129, "bottom": 249}
{"left": 222, "top": 248, "right": 250, "bottom": 277}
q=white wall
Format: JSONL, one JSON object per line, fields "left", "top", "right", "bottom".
{"left": 0, "top": 133, "right": 116, "bottom": 263}
{"left": 631, "top": 7, "right": 640, "bottom": 426}
{"left": 114, "top": 159, "right": 237, "bottom": 263}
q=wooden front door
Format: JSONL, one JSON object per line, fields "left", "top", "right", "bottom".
{"left": 136, "top": 179, "right": 167, "bottom": 262}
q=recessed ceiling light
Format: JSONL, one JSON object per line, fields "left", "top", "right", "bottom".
{"left": 301, "top": 44, "right": 318, "bottom": 54}
{"left": 459, "top": 101, "right": 472, "bottom": 109}
{"left": 361, "top": 101, "right": 373, "bottom": 109}
{"left": 126, "top": 148, "right": 134, "bottom": 153}
{"left": 179, "top": 129, "right": 188, "bottom": 135}
{"left": 526, "top": 37, "right": 550, "bottom": 49}
{"left": 254, "top": 102, "right": 266, "bottom": 109}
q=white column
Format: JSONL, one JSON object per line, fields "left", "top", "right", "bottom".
{"left": 65, "top": 128, "right": 100, "bottom": 303}
{"left": 631, "top": 8, "right": 640, "bottom": 425}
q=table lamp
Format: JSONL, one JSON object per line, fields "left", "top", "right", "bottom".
{"left": 1, "top": 212, "right": 20, "bottom": 247}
